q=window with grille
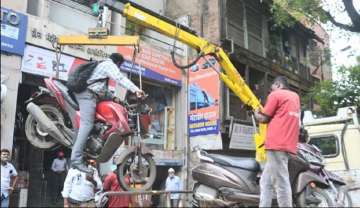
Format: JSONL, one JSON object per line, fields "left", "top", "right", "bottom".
{"left": 309, "top": 135, "right": 339, "bottom": 158}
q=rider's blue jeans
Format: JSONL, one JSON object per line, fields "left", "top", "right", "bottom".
{"left": 71, "top": 90, "right": 97, "bottom": 165}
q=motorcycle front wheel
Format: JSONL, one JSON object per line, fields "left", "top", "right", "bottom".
{"left": 116, "top": 152, "right": 156, "bottom": 191}
{"left": 297, "top": 186, "right": 335, "bottom": 207}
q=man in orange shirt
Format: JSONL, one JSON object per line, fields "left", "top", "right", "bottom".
{"left": 103, "top": 158, "right": 130, "bottom": 207}
{"left": 254, "top": 76, "right": 300, "bottom": 207}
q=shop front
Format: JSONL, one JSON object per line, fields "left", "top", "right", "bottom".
{"left": 1, "top": 7, "right": 28, "bottom": 207}
{"left": 16, "top": 44, "right": 89, "bottom": 207}
{"left": 12, "top": 16, "right": 121, "bottom": 206}
{"left": 15, "top": 21, "right": 187, "bottom": 206}
{"left": 1, "top": 6, "right": 28, "bottom": 152}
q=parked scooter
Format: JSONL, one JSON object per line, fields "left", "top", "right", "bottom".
{"left": 191, "top": 143, "right": 337, "bottom": 207}
{"left": 298, "top": 130, "right": 352, "bottom": 207}
{"left": 25, "top": 77, "right": 156, "bottom": 190}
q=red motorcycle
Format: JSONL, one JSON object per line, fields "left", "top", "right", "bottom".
{"left": 25, "top": 77, "right": 156, "bottom": 190}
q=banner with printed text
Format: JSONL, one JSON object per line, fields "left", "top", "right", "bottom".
{"left": 1, "top": 7, "right": 28, "bottom": 55}
{"left": 21, "top": 45, "right": 118, "bottom": 90}
{"left": 188, "top": 56, "right": 220, "bottom": 137}
{"left": 117, "top": 42, "right": 182, "bottom": 86}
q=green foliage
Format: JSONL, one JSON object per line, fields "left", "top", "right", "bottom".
{"left": 305, "top": 57, "right": 360, "bottom": 116}
{"left": 270, "top": 3, "right": 294, "bottom": 28}
{"left": 271, "top": 0, "right": 328, "bottom": 28}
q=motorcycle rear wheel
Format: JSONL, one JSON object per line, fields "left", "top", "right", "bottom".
{"left": 297, "top": 186, "right": 335, "bottom": 207}
{"left": 116, "top": 152, "right": 156, "bottom": 191}
{"left": 25, "top": 104, "right": 63, "bottom": 149}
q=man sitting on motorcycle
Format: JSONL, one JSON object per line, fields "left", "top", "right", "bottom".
{"left": 71, "top": 53, "right": 144, "bottom": 174}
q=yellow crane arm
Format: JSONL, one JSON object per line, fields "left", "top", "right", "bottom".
{"left": 58, "top": 35, "right": 140, "bottom": 46}
{"left": 120, "top": 2, "right": 267, "bottom": 162}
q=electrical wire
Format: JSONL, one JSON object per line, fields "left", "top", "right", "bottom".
{"left": 49, "top": 0, "right": 185, "bottom": 54}
{"left": 106, "top": 19, "right": 185, "bottom": 53}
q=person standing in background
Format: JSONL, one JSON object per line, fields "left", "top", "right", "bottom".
{"left": 62, "top": 166, "right": 102, "bottom": 207}
{"left": 165, "top": 168, "right": 182, "bottom": 208}
{"left": 103, "top": 159, "right": 131, "bottom": 208}
{"left": 1, "top": 149, "right": 18, "bottom": 208}
{"left": 51, "top": 151, "right": 67, "bottom": 203}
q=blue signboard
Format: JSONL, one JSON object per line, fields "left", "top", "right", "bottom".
{"left": 121, "top": 60, "right": 182, "bottom": 86}
{"left": 1, "top": 7, "right": 28, "bottom": 56}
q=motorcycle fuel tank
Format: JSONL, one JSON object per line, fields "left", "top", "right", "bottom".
{"left": 96, "top": 101, "right": 131, "bottom": 138}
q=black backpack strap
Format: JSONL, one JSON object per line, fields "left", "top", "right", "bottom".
{"left": 87, "top": 60, "right": 107, "bottom": 86}
{"left": 87, "top": 77, "right": 109, "bottom": 86}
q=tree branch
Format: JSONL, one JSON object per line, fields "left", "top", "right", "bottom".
{"left": 324, "top": 11, "right": 360, "bottom": 32}
{"left": 342, "top": 0, "right": 360, "bottom": 27}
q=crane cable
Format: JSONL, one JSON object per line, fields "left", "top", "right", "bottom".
{"left": 170, "top": 23, "right": 204, "bottom": 70}
{"left": 52, "top": 41, "right": 64, "bottom": 79}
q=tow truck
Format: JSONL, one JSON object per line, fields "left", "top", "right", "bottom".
{"left": 56, "top": 0, "right": 267, "bottom": 162}
{"left": 304, "top": 106, "right": 360, "bottom": 206}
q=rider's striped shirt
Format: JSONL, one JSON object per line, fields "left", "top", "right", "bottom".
{"left": 87, "top": 59, "right": 140, "bottom": 97}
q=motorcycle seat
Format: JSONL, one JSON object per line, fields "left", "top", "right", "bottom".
{"left": 53, "top": 80, "right": 79, "bottom": 110}
{"left": 208, "top": 154, "right": 260, "bottom": 171}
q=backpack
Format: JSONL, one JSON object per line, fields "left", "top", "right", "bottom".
{"left": 66, "top": 61, "right": 105, "bottom": 93}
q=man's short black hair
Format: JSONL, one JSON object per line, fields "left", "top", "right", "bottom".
{"left": 109, "top": 53, "right": 124, "bottom": 65}
{"left": 273, "top": 76, "right": 289, "bottom": 89}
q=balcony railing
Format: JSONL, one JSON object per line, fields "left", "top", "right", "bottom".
{"left": 266, "top": 49, "right": 311, "bottom": 81}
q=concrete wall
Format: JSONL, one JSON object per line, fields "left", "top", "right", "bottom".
{"left": 166, "top": 0, "right": 221, "bottom": 44}
{"left": 2, "top": 0, "right": 28, "bottom": 12}
{"left": 133, "top": 0, "right": 166, "bottom": 14}
{"left": 26, "top": 14, "right": 117, "bottom": 60}
{"left": 1, "top": 55, "right": 22, "bottom": 152}
{"left": 1, "top": 0, "right": 27, "bottom": 153}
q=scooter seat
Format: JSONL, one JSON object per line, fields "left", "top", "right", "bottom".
{"left": 208, "top": 154, "right": 260, "bottom": 171}
{"left": 53, "top": 80, "right": 79, "bottom": 110}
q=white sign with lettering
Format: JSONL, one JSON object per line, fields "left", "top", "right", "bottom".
{"left": 229, "top": 123, "right": 256, "bottom": 150}
{"left": 21, "top": 45, "right": 76, "bottom": 80}
{"left": 26, "top": 16, "right": 116, "bottom": 60}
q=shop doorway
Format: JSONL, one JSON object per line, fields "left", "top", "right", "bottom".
{"left": 14, "top": 77, "right": 71, "bottom": 207}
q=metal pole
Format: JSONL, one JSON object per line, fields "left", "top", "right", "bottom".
{"left": 104, "top": 190, "right": 192, "bottom": 196}
{"left": 185, "top": 65, "right": 191, "bottom": 205}
{"left": 99, "top": 190, "right": 193, "bottom": 204}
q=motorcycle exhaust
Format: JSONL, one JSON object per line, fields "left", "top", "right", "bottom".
{"left": 225, "top": 192, "right": 259, "bottom": 203}
{"left": 26, "top": 102, "right": 71, "bottom": 147}
{"left": 195, "top": 198, "right": 232, "bottom": 207}
{"left": 220, "top": 187, "right": 260, "bottom": 204}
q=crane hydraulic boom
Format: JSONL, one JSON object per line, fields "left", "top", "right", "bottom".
{"left": 57, "top": 0, "right": 267, "bottom": 162}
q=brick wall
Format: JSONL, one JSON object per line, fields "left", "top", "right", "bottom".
{"left": 166, "top": 0, "right": 221, "bottom": 45}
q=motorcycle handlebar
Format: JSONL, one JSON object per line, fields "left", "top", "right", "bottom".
{"left": 196, "top": 149, "right": 214, "bottom": 163}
